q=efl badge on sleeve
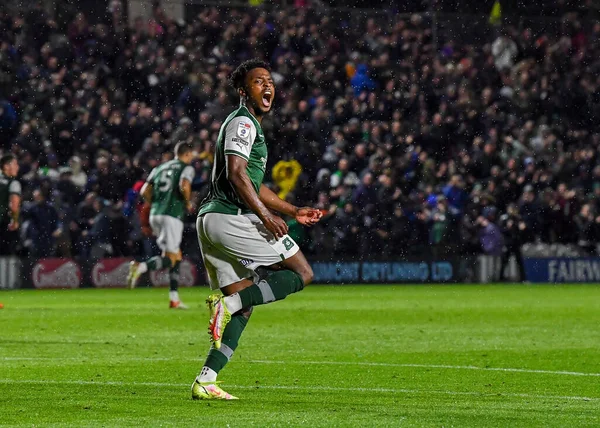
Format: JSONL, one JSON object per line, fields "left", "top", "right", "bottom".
{"left": 237, "top": 121, "right": 251, "bottom": 139}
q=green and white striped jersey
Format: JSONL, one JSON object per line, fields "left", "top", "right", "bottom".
{"left": 147, "top": 159, "right": 195, "bottom": 220}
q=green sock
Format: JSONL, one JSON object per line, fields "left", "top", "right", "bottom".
{"left": 202, "top": 307, "right": 253, "bottom": 377}
{"left": 237, "top": 270, "right": 304, "bottom": 308}
{"left": 169, "top": 261, "right": 180, "bottom": 291}
{"left": 146, "top": 256, "right": 171, "bottom": 271}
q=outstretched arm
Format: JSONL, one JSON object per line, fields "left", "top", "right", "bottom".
{"left": 140, "top": 182, "right": 153, "bottom": 204}
{"left": 179, "top": 165, "right": 195, "bottom": 212}
{"left": 259, "top": 184, "right": 322, "bottom": 226}
{"left": 259, "top": 184, "right": 297, "bottom": 217}
{"left": 180, "top": 178, "right": 193, "bottom": 212}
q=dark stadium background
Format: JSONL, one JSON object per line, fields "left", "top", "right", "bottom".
{"left": 2, "top": 0, "right": 600, "bottom": 287}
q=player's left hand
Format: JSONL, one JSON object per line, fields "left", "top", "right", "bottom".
{"left": 295, "top": 207, "right": 323, "bottom": 227}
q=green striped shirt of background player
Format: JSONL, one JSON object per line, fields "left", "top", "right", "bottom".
{"left": 194, "top": 59, "right": 323, "bottom": 394}
{"left": 0, "top": 154, "right": 22, "bottom": 256}
{"left": 135, "top": 142, "right": 196, "bottom": 303}
{"left": 147, "top": 156, "right": 195, "bottom": 220}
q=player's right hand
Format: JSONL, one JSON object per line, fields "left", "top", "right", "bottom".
{"left": 7, "top": 221, "right": 19, "bottom": 231}
{"left": 295, "top": 207, "right": 323, "bottom": 226}
{"left": 262, "top": 213, "right": 288, "bottom": 239}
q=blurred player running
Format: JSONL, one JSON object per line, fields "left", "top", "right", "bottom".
{"left": 127, "top": 142, "right": 195, "bottom": 309}
{"left": 191, "top": 59, "right": 322, "bottom": 400}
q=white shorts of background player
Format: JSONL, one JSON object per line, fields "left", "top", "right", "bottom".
{"left": 150, "top": 215, "right": 184, "bottom": 254}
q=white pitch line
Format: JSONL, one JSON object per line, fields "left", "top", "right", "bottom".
{"left": 244, "top": 360, "right": 600, "bottom": 378}
{"left": 3, "top": 356, "right": 600, "bottom": 378}
{"left": 0, "top": 379, "right": 596, "bottom": 402}
{"left": 0, "top": 356, "right": 177, "bottom": 362}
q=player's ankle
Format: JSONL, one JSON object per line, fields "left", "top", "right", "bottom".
{"left": 223, "top": 293, "right": 242, "bottom": 314}
{"left": 198, "top": 366, "right": 218, "bottom": 383}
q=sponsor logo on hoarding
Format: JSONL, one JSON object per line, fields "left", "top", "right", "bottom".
{"left": 525, "top": 257, "right": 600, "bottom": 283}
{"left": 92, "top": 258, "right": 133, "bottom": 288}
{"left": 32, "top": 259, "right": 81, "bottom": 289}
{"left": 311, "top": 261, "right": 454, "bottom": 283}
{"left": 312, "top": 262, "right": 360, "bottom": 283}
{"left": 149, "top": 259, "right": 197, "bottom": 287}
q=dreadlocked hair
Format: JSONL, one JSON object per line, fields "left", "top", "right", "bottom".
{"left": 229, "top": 59, "right": 272, "bottom": 91}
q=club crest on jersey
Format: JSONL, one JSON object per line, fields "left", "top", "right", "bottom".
{"left": 237, "top": 121, "right": 251, "bottom": 139}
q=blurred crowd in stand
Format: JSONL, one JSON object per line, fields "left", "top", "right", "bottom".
{"left": 2, "top": 1, "right": 600, "bottom": 281}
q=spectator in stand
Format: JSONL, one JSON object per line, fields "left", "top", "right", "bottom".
{"left": 13, "top": 123, "right": 42, "bottom": 158}
{"left": 443, "top": 175, "right": 468, "bottom": 216}
{"left": 0, "top": 99, "right": 18, "bottom": 144}
{"left": 330, "top": 157, "right": 358, "bottom": 189}
{"left": 22, "top": 189, "right": 61, "bottom": 258}
{"left": 499, "top": 203, "right": 527, "bottom": 281}
{"left": 478, "top": 208, "right": 505, "bottom": 281}
{"left": 351, "top": 172, "right": 378, "bottom": 212}
{"left": 389, "top": 205, "right": 411, "bottom": 256}
{"left": 376, "top": 173, "right": 402, "bottom": 218}
{"left": 410, "top": 207, "right": 432, "bottom": 255}
{"left": 68, "top": 156, "right": 87, "bottom": 191}
{"left": 87, "top": 156, "right": 124, "bottom": 202}
{"left": 491, "top": 30, "right": 518, "bottom": 71}
{"left": 68, "top": 12, "right": 91, "bottom": 57}
{"left": 430, "top": 196, "right": 451, "bottom": 256}
{"left": 331, "top": 202, "right": 360, "bottom": 255}
{"left": 348, "top": 143, "right": 369, "bottom": 175}
{"left": 350, "top": 64, "right": 376, "bottom": 97}
{"left": 574, "top": 204, "right": 598, "bottom": 254}
{"left": 518, "top": 186, "right": 540, "bottom": 242}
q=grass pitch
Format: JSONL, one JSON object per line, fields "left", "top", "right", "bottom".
{"left": 1, "top": 284, "right": 599, "bottom": 427}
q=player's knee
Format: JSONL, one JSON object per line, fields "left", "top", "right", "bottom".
{"left": 166, "top": 251, "right": 181, "bottom": 266}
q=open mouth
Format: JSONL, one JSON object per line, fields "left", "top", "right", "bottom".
{"left": 262, "top": 91, "right": 272, "bottom": 108}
